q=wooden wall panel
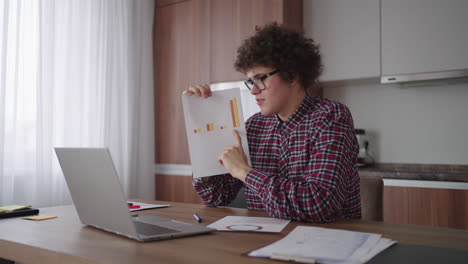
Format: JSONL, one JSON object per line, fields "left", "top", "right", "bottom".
{"left": 190, "top": 0, "right": 212, "bottom": 84}
{"left": 384, "top": 186, "right": 468, "bottom": 229}
{"left": 155, "top": 2, "right": 187, "bottom": 164}
{"left": 155, "top": 0, "right": 189, "bottom": 8}
{"left": 283, "top": 0, "right": 303, "bottom": 32}
{"left": 154, "top": 0, "right": 210, "bottom": 164}
{"left": 155, "top": 175, "right": 203, "bottom": 204}
{"left": 210, "top": 0, "right": 285, "bottom": 82}
{"left": 209, "top": 0, "right": 238, "bottom": 82}
{"left": 234, "top": 0, "right": 284, "bottom": 47}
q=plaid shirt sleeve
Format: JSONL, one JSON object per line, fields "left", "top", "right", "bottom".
{"left": 245, "top": 98, "right": 360, "bottom": 222}
{"left": 192, "top": 174, "right": 244, "bottom": 206}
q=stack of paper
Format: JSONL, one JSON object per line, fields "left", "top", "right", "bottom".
{"left": 248, "top": 226, "right": 396, "bottom": 264}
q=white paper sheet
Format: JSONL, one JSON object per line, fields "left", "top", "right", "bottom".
{"left": 182, "top": 88, "right": 251, "bottom": 178}
{"left": 248, "top": 226, "right": 396, "bottom": 264}
{"left": 208, "top": 216, "right": 290, "bottom": 233}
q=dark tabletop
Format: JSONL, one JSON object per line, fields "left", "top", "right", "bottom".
{"left": 359, "top": 163, "right": 468, "bottom": 182}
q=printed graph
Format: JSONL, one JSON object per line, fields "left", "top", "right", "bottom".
{"left": 192, "top": 98, "right": 240, "bottom": 134}
{"left": 182, "top": 88, "right": 251, "bottom": 178}
{"left": 206, "top": 123, "right": 214, "bottom": 131}
{"left": 230, "top": 98, "right": 241, "bottom": 128}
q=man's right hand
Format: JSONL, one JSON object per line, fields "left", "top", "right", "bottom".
{"left": 182, "top": 84, "right": 212, "bottom": 98}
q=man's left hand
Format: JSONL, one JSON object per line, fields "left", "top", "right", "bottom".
{"left": 217, "top": 130, "right": 252, "bottom": 182}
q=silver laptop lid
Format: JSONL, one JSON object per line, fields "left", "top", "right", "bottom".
{"left": 55, "top": 147, "right": 139, "bottom": 240}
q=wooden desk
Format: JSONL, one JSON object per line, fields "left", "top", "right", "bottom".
{"left": 1, "top": 201, "right": 468, "bottom": 264}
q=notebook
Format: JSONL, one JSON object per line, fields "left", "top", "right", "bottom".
{"left": 55, "top": 147, "right": 214, "bottom": 242}
{"left": 0, "top": 207, "right": 40, "bottom": 219}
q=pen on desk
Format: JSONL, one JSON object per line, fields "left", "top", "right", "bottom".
{"left": 193, "top": 213, "right": 202, "bottom": 223}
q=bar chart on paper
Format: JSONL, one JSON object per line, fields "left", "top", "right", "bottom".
{"left": 182, "top": 88, "right": 251, "bottom": 178}
{"left": 192, "top": 98, "right": 241, "bottom": 134}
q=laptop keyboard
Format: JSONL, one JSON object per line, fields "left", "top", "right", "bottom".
{"left": 134, "top": 220, "right": 181, "bottom": 236}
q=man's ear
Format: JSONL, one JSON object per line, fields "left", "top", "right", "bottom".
{"left": 290, "top": 74, "right": 300, "bottom": 87}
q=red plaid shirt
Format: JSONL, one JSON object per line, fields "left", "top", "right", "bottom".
{"left": 193, "top": 96, "right": 361, "bottom": 222}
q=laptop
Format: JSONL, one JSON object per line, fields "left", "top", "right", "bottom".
{"left": 55, "top": 147, "right": 215, "bottom": 242}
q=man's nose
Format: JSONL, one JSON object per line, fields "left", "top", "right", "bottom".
{"left": 250, "top": 86, "right": 261, "bottom": 95}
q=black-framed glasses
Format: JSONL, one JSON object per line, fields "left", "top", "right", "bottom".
{"left": 244, "top": 69, "right": 280, "bottom": 91}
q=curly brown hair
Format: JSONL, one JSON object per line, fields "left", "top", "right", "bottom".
{"left": 234, "top": 22, "right": 322, "bottom": 91}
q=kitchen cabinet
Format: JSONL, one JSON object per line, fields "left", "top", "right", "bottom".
{"left": 305, "top": 0, "right": 468, "bottom": 83}
{"left": 303, "top": 0, "right": 380, "bottom": 82}
{"left": 381, "top": 0, "right": 468, "bottom": 83}
{"left": 361, "top": 163, "right": 468, "bottom": 229}
{"left": 384, "top": 185, "right": 468, "bottom": 230}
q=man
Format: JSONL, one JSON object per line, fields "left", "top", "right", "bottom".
{"left": 183, "top": 23, "right": 361, "bottom": 222}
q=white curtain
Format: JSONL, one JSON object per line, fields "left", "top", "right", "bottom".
{"left": 0, "top": 0, "right": 155, "bottom": 207}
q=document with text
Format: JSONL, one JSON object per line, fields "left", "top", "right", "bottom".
{"left": 247, "top": 226, "right": 396, "bottom": 264}
{"left": 182, "top": 88, "right": 251, "bottom": 178}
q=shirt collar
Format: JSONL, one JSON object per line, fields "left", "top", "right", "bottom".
{"left": 274, "top": 96, "right": 319, "bottom": 132}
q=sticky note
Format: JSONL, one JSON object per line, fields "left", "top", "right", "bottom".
{"left": 23, "top": 215, "right": 58, "bottom": 221}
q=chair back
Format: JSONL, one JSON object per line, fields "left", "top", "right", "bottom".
{"left": 360, "top": 176, "right": 384, "bottom": 221}
{"left": 227, "top": 187, "right": 247, "bottom": 208}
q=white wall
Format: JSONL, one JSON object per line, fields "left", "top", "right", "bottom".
{"left": 324, "top": 79, "right": 468, "bottom": 165}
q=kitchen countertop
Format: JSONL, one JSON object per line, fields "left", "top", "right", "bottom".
{"left": 359, "top": 163, "right": 468, "bottom": 182}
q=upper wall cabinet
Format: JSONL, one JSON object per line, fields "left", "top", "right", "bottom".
{"left": 304, "top": 0, "right": 380, "bottom": 82}
{"left": 305, "top": 0, "right": 468, "bottom": 84}
{"left": 381, "top": 0, "right": 468, "bottom": 83}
